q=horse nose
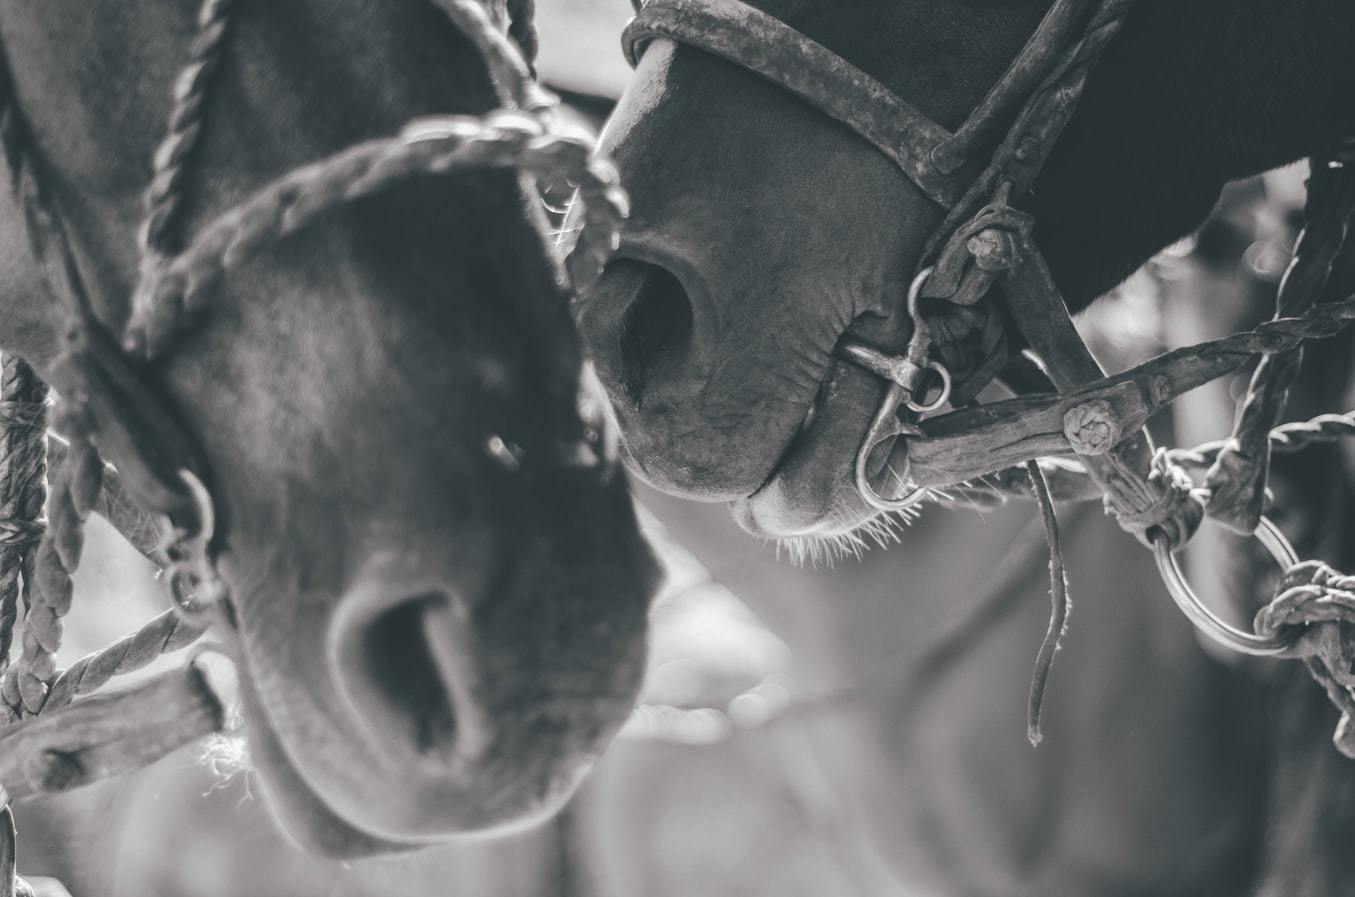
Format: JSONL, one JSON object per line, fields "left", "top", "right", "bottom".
{"left": 579, "top": 258, "right": 753, "bottom": 498}
{"left": 580, "top": 258, "right": 707, "bottom": 408}
{"left": 328, "top": 569, "right": 492, "bottom": 767}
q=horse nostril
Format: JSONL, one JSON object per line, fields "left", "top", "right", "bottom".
{"left": 617, "top": 261, "right": 695, "bottom": 403}
{"left": 358, "top": 596, "right": 457, "bottom": 754}
{"left": 331, "top": 587, "right": 490, "bottom": 765}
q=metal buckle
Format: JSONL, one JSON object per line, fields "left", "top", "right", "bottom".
{"left": 1151, "top": 514, "right": 1302, "bottom": 657}
{"left": 839, "top": 268, "right": 952, "bottom": 512}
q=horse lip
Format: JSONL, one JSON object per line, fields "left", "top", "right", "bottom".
{"left": 734, "top": 301, "right": 923, "bottom": 537}
{"left": 734, "top": 356, "right": 883, "bottom": 538}
{"left": 748, "top": 362, "right": 834, "bottom": 499}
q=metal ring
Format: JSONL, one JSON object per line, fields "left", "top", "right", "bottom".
{"left": 902, "top": 360, "right": 952, "bottom": 413}
{"left": 856, "top": 467, "right": 929, "bottom": 513}
{"left": 847, "top": 266, "right": 943, "bottom": 512}
{"left": 905, "top": 266, "right": 933, "bottom": 318}
{"left": 167, "top": 563, "right": 208, "bottom": 617}
{"left": 175, "top": 468, "right": 216, "bottom": 545}
{"left": 1151, "top": 516, "right": 1301, "bottom": 657}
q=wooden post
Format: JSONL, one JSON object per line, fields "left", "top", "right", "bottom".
{"left": 0, "top": 665, "right": 224, "bottom": 803}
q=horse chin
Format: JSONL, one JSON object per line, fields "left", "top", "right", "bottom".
{"left": 230, "top": 647, "right": 600, "bottom": 858}
{"left": 231, "top": 665, "right": 418, "bottom": 859}
{"left": 211, "top": 527, "right": 651, "bottom": 857}
{"left": 731, "top": 360, "right": 887, "bottom": 540}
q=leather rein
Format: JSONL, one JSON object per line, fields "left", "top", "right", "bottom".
{"left": 623, "top": 0, "right": 1355, "bottom": 752}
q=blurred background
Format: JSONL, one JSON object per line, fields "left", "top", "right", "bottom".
{"left": 13, "top": 2, "right": 1355, "bottom": 895}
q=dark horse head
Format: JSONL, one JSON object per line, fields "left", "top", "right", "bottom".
{"left": 578, "top": 0, "right": 1355, "bottom": 540}
{"left": 0, "top": 0, "right": 658, "bottom": 856}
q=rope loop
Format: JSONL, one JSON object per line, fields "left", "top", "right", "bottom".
{"left": 1106, "top": 448, "right": 1203, "bottom": 550}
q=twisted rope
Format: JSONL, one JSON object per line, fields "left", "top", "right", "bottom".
{"left": 139, "top": 0, "right": 235, "bottom": 262}
{"left": 43, "top": 610, "right": 206, "bottom": 713}
{"left": 505, "top": 0, "right": 538, "bottom": 66}
{"left": 1174, "top": 411, "right": 1355, "bottom": 470}
{"left": 126, "top": 112, "right": 626, "bottom": 356}
{"left": 0, "top": 407, "right": 101, "bottom": 719}
{"left": 0, "top": 11, "right": 208, "bottom": 731}
{"left": 1202, "top": 143, "right": 1355, "bottom": 533}
{"left": 0, "top": 358, "right": 46, "bottom": 685}
{"left": 428, "top": 0, "right": 546, "bottom": 112}
{"left": 1255, "top": 561, "right": 1355, "bottom": 758}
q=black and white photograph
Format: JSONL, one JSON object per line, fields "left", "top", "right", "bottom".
{"left": 0, "top": 1, "right": 1350, "bottom": 895}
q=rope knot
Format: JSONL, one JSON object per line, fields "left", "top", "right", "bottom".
{"left": 1105, "top": 449, "right": 1203, "bottom": 550}
{"left": 1252, "top": 560, "right": 1355, "bottom": 757}
{"left": 0, "top": 519, "right": 43, "bottom": 550}
{"left": 1063, "top": 399, "right": 1120, "bottom": 455}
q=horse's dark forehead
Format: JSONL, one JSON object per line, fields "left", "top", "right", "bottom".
{"left": 731, "top": 0, "right": 1051, "bottom": 128}
{"left": 0, "top": 0, "right": 505, "bottom": 187}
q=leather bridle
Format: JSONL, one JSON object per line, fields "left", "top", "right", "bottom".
{"left": 623, "top": 0, "right": 1147, "bottom": 517}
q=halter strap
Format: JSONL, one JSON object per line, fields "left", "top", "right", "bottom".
{"left": 623, "top": 0, "right": 963, "bottom": 207}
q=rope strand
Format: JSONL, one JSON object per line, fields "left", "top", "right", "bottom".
{"left": 0, "top": 357, "right": 45, "bottom": 684}
{"left": 139, "top": 0, "right": 235, "bottom": 262}
{"left": 1, "top": 406, "right": 101, "bottom": 718}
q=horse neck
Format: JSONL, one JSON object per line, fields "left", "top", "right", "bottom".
{"left": 1031, "top": 0, "right": 1355, "bottom": 308}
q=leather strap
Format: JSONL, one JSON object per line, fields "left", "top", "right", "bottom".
{"left": 623, "top": 0, "right": 963, "bottom": 207}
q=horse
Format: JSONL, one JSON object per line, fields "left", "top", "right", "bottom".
{"left": 577, "top": 0, "right": 1355, "bottom": 537}
{"left": 0, "top": 0, "right": 658, "bottom": 862}
{"left": 569, "top": 0, "right": 1355, "bottom": 893}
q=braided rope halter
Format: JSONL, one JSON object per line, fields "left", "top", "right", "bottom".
{"left": 0, "top": 1, "right": 626, "bottom": 892}
{"left": 625, "top": 0, "right": 1355, "bottom": 751}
